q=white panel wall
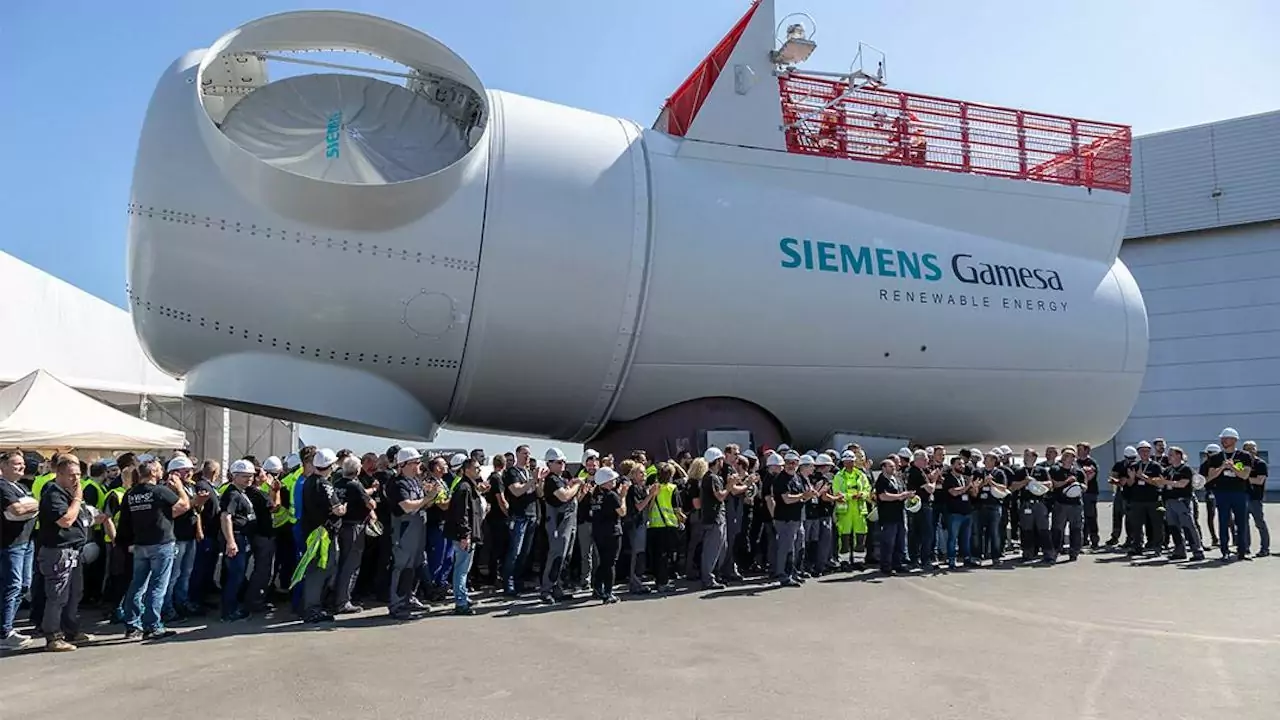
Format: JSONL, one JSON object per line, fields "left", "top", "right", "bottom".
{"left": 1108, "top": 222, "right": 1280, "bottom": 488}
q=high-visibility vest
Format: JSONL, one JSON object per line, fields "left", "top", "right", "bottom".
{"left": 647, "top": 483, "right": 680, "bottom": 528}
{"left": 31, "top": 473, "right": 54, "bottom": 529}
{"left": 645, "top": 464, "right": 658, "bottom": 479}
{"left": 833, "top": 468, "right": 868, "bottom": 514}
{"left": 81, "top": 477, "right": 107, "bottom": 510}
{"left": 273, "top": 468, "right": 301, "bottom": 527}
{"left": 104, "top": 487, "right": 126, "bottom": 542}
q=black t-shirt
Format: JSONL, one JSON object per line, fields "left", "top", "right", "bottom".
{"left": 1109, "top": 460, "right": 1130, "bottom": 498}
{"left": 1010, "top": 466, "right": 1031, "bottom": 502}
{"left": 244, "top": 485, "right": 275, "bottom": 536}
{"left": 811, "top": 472, "right": 835, "bottom": 518}
{"left": 590, "top": 488, "right": 623, "bottom": 537}
{"left": 1248, "top": 458, "right": 1268, "bottom": 501}
{"left": 543, "top": 473, "right": 573, "bottom": 509}
{"left": 0, "top": 478, "right": 37, "bottom": 547}
{"left": 503, "top": 466, "right": 537, "bottom": 518}
{"left": 700, "top": 472, "right": 726, "bottom": 525}
{"left": 771, "top": 471, "right": 805, "bottom": 522}
{"left": 1163, "top": 463, "right": 1194, "bottom": 501}
{"left": 220, "top": 485, "right": 255, "bottom": 533}
{"left": 300, "top": 473, "right": 341, "bottom": 535}
{"left": 172, "top": 481, "right": 198, "bottom": 542}
{"left": 1077, "top": 457, "right": 1099, "bottom": 495}
{"left": 1049, "top": 465, "right": 1086, "bottom": 506}
{"left": 123, "top": 482, "right": 180, "bottom": 546}
{"left": 194, "top": 478, "right": 220, "bottom": 539}
{"left": 1127, "top": 460, "right": 1164, "bottom": 502}
{"left": 385, "top": 474, "right": 424, "bottom": 518}
{"left": 486, "top": 471, "right": 506, "bottom": 512}
{"left": 335, "top": 476, "right": 373, "bottom": 524}
{"left": 626, "top": 483, "right": 648, "bottom": 528}
{"left": 37, "top": 483, "right": 90, "bottom": 550}
{"left": 906, "top": 465, "right": 934, "bottom": 506}
{"left": 973, "top": 467, "right": 1005, "bottom": 507}
{"left": 943, "top": 473, "right": 973, "bottom": 515}
{"left": 874, "top": 473, "right": 907, "bottom": 523}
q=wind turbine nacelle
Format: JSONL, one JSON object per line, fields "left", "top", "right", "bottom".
{"left": 128, "top": 10, "right": 1147, "bottom": 449}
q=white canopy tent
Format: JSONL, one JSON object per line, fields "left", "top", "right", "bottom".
{"left": 0, "top": 369, "right": 187, "bottom": 449}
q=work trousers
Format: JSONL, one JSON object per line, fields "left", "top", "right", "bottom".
{"left": 908, "top": 506, "right": 936, "bottom": 565}
{"left": 975, "top": 505, "right": 1003, "bottom": 561}
{"left": 389, "top": 514, "right": 427, "bottom": 613}
{"left": 334, "top": 523, "right": 366, "bottom": 610}
{"left": 485, "top": 513, "right": 509, "bottom": 586}
{"left": 684, "top": 513, "right": 703, "bottom": 580}
{"left": 221, "top": 533, "right": 248, "bottom": 619}
{"left": 1247, "top": 498, "right": 1270, "bottom": 554}
{"left": 627, "top": 521, "right": 647, "bottom": 591}
{"left": 1049, "top": 503, "right": 1083, "bottom": 560}
{"left": 245, "top": 534, "right": 276, "bottom": 611}
{"left": 1083, "top": 495, "right": 1100, "bottom": 548}
{"left": 301, "top": 535, "right": 339, "bottom": 618}
{"left": 749, "top": 506, "right": 772, "bottom": 568}
{"left": 426, "top": 524, "right": 454, "bottom": 589}
{"left": 878, "top": 520, "right": 906, "bottom": 573}
{"left": 700, "top": 521, "right": 726, "bottom": 585}
{"left": 575, "top": 521, "right": 596, "bottom": 588}
{"left": 773, "top": 519, "right": 802, "bottom": 580}
{"left": 646, "top": 526, "right": 679, "bottom": 587}
{"left": 1126, "top": 500, "right": 1165, "bottom": 551}
{"left": 1204, "top": 493, "right": 1221, "bottom": 543}
{"left": 1110, "top": 492, "right": 1127, "bottom": 542}
{"left": 592, "top": 532, "right": 622, "bottom": 598}
{"left": 1164, "top": 498, "right": 1202, "bottom": 558}
{"left": 1019, "top": 500, "right": 1051, "bottom": 560}
{"left": 720, "top": 499, "right": 743, "bottom": 578}
{"left": 1215, "top": 490, "right": 1250, "bottom": 557}
{"left": 274, "top": 524, "right": 297, "bottom": 593}
{"left": 807, "top": 516, "right": 834, "bottom": 574}
{"left": 540, "top": 507, "right": 575, "bottom": 595}
{"left": 38, "top": 547, "right": 82, "bottom": 639}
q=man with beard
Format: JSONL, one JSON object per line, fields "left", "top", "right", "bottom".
{"left": 1048, "top": 448, "right": 1086, "bottom": 562}
{"left": 905, "top": 450, "right": 937, "bottom": 570}
{"left": 1158, "top": 447, "right": 1204, "bottom": 561}
{"left": 1124, "top": 441, "right": 1165, "bottom": 557}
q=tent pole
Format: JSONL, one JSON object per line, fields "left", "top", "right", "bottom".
{"left": 221, "top": 407, "right": 231, "bottom": 480}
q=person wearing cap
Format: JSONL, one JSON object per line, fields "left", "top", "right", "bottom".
{"left": 973, "top": 452, "right": 1010, "bottom": 565}
{"left": 772, "top": 452, "right": 812, "bottom": 585}
{"left": 904, "top": 450, "right": 938, "bottom": 570}
{"left": 243, "top": 460, "right": 282, "bottom": 614}
{"left": 695, "top": 447, "right": 732, "bottom": 590}
{"left": 832, "top": 450, "right": 869, "bottom": 571}
{"left": 384, "top": 448, "right": 435, "bottom": 620}
{"left": 1046, "top": 448, "right": 1085, "bottom": 563}
{"left": 501, "top": 445, "right": 539, "bottom": 597}
{"left": 291, "top": 448, "right": 347, "bottom": 624}
{"left": 942, "top": 456, "right": 976, "bottom": 569}
{"left": 330, "top": 455, "right": 375, "bottom": 615}
{"left": 538, "top": 447, "right": 583, "bottom": 603}
{"left": 217, "top": 459, "right": 258, "bottom": 622}
{"left": 589, "top": 467, "right": 628, "bottom": 603}
{"left": 1241, "top": 441, "right": 1270, "bottom": 557}
{"left": 117, "top": 457, "right": 190, "bottom": 641}
{"left": 161, "top": 455, "right": 199, "bottom": 621}
{"left": 1158, "top": 447, "right": 1205, "bottom": 561}
{"left": 444, "top": 457, "right": 485, "bottom": 615}
{"left": 1123, "top": 442, "right": 1166, "bottom": 557}
{"left": 1206, "top": 429, "right": 1252, "bottom": 561}
{"left": 1105, "top": 446, "right": 1136, "bottom": 548}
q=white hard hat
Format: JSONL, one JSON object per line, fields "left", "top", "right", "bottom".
{"left": 1205, "top": 443, "right": 1222, "bottom": 454}
{"left": 897, "top": 447, "right": 911, "bottom": 459}
{"left": 313, "top": 448, "right": 338, "bottom": 470}
{"left": 449, "top": 453, "right": 468, "bottom": 469}
{"left": 905, "top": 496, "right": 922, "bottom": 513}
{"left": 704, "top": 447, "right": 724, "bottom": 463}
{"left": 990, "top": 447, "right": 1004, "bottom": 457}
{"left": 840, "top": 450, "right": 857, "bottom": 462}
{"left": 138, "top": 453, "right": 155, "bottom": 463}
{"left": 1220, "top": 427, "right": 1240, "bottom": 440}
{"left": 990, "top": 485, "right": 1010, "bottom": 499}
{"left": 166, "top": 455, "right": 194, "bottom": 473}
{"left": 395, "top": 447, "right": 422, "bottom": 466}
{"left": 262, "top": 456, "right": 283, "bottom": 474}
{"left": 766, "top": 454, "right": 784, "bottom": 467}
{"left": 1063, "top": 484, "right": 1083, "bottom": 499}
{"left": 815, "top": 453, "right": 834, "bottom": 466}
{"left": 1192, "top": 474, "right": 1207, "bottom": 490}
{"left": 1123, "top": 446, "right": 1138, "bottom": 458}
{"left": 777, "top": 444, "right": 792, "bottom": 453}
{"left": 228, "top": 459, "right": 255, "bottom": 476}
{"left": 1027, "top": 480, "right": 1050, "bottom": 497}
{"left": 999, "top": 445, "right": 1013, "bottom": 455}
{"left": 867, "top": 505, "right": 880, "bottom": 522}
{"left": 545, "top": 447, "right": 567, "bottom": 463}
{"left": 1136, "top": 440, "right": 1152, "bottom": 449}
{"left": 582, "top": 449, "right": 600, "bottom": 463}
{"left": 283, "top": 453, "right": 302, "bottom": 470}
{"left": 798, "top": 455, "right": 814, "bottom": 467}
{"left": 783, "top": 451, "right": 801, "bottom": 462}
{"left": 593, "top": 467, "right": 619, "bottom": 486}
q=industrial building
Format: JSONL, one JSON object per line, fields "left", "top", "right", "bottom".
{"left": 1097, "top": 109, "right": 1280, "bottom": 491}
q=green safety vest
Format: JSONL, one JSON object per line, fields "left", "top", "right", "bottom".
{"left": 31, "top": 473, "right": 54, "bottom": 529}
{"left": 647, "top": 482, "right": 680, "bottom": 528}
{"left": 104, "top": 487, "right": 126, "bottom": 541}
{"left": 833, "top": 467, "right": 869, "bottom": 514}
{"left": 645, "top": 464, "right": 658, "bottom": 479}
{"left": 272, "top": 468, "right": 301, "bottom": 527}
{"left": 81, "top": 477, "right": 107, "bottom": 510}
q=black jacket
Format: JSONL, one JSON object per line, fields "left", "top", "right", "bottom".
{"left": 445, "top": 475, "right": 484, "bottom": 544}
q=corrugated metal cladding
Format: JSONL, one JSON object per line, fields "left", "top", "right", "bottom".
{"left": 1097, "top": 110, "right": 1280, "bottom": 488}
{"left": 1126, "top": 110, "right": 1280, "bottom": 240}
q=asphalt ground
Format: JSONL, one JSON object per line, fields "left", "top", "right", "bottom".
{"left": 3, "top": 508, "right": 1279, "bottom": 720}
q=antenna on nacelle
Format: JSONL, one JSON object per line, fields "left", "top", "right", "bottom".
{"left": 771, "top": 13, "right": 817, "bottom": 67}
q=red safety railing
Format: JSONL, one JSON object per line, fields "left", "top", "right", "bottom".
{"left": 778, "top": 73, "right": 1132, "bottom": 193}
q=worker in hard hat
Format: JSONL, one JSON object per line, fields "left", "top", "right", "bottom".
{"left": 832, "top": 450, "right": 869, "bottom": 570}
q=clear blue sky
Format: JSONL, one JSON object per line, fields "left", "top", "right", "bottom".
{"left": 2, "top": 0, "right": 1277, "bottom": 307}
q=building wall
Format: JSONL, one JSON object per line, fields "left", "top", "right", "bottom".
{"left": 1099, "top": 221, "right": 1280, "bottom": 490}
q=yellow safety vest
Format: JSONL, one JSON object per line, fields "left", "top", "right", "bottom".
{"left": 645, "top": 464, "right": 658, "bottom": 479}
{"left": 81, "top": 477, "right": 107, "bottom": 510}
{"left": 104, "top": 487, "right": 126, "bottom": 542}
{"left": 272, "top": 468, "right": 301, "bottom": 527}
{"left": 647, "top": 483, "right": 680, "bottom": 528}
{"left": 31, "top": 473, "right": 54, "bottom": 529}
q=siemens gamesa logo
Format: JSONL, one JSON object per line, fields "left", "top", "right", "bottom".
{"left": 779, "top": 237, "right": 1064, "bottom": 291}
{"left": 325, "top": 112, "right": 342, "bottom": 158}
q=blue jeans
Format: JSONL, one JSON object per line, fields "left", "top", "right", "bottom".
{"left": 21, "top": 539, "right": 33, "bottom": 590}
{"left": 1216, "top": 490, "right": 1250, "bottom": 557}
{"left": 164, "top": 539, "right": 196, "bottom": 614}
{"left": 452, "top": 540, "right": 474, "bottom": 609}
{"left": 426, "top": 525, "right": 455, "bottom": 588}
{"left": 125, "top": 542, "right": 176, "bottom": 631}
{"left": 1, "top": 541, "right": 32, "bottom": 635}
{"left": 221, "top": 533, "right": 248, "bottom": 618}
{"left": 948, "top": 513, "right": 973, "bottom": 563}
{"left": 503, "top": 515, "right": 536, "bottom": 592}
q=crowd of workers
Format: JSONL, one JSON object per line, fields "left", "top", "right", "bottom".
{"left": 0, "top": 426, "right": 1270, "bottom": 653}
